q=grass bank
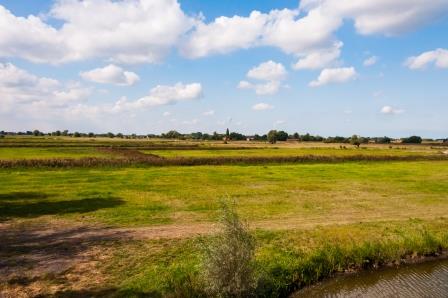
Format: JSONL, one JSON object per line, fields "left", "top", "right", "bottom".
{"left": 101, "top": 218, "right": 448, "bottom": 297}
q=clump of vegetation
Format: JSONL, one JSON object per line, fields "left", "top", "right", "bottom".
{"left": 201, "top": 201, "right": 256, "bottom": 297}
{"left": 402, "top": 136, "right": 423, "bottom": 144}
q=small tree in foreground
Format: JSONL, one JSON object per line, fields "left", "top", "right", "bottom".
{"left": 201, "top": 201, "right": 256, "bottom": 297}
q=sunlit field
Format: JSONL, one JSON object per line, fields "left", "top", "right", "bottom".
{"left": 1, "top": 137, "right": 447, "bottom": 296}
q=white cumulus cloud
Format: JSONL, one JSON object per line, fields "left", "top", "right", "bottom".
{"left": 293, "top": 41, "right": 342, "bottom": 70}
{"left": 247, "top": 60, "right": 287, "bottom": 81}
{"left": 0, "top": 0, "right": 195, "bottom": 64}
{"left": 405, "top": 48, "right": 448, "bottom": 69}
{"left": 0, "top": 62, "right": 89, "bottom": 108}
{"left": 181, "top": 8, "right": 342, "bottom": 62}
{"left": 252, "top": 103, "right": 274, "bottom": 111}
{"left": 309, "top": 67, "right": 357, "bottom": 87}
{"left": 238, "top": 61, "right": 286, "bottom": 95}
{"left": 381, "top": 105, "right": 403, "bottom": 115}
{"left": 300, "top": 0, "right": 448, "bottom": 36}
{"left": 111, "top": 82, "right": 202, "bottom": 112}
{"left": 80, "top": 64, "right": 140, "bottom": 86}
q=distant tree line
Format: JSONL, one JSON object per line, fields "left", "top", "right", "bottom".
{"left": 0, "top": 129, "right": 446, "bottom": 145}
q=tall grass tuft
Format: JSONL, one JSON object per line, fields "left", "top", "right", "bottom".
{"left": 201, "top": 201, "right": 256, "bottom": 297}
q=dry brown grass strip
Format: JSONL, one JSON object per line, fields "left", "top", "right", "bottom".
{"left": 1, "top": 150, "right": 448, "bottom": 169}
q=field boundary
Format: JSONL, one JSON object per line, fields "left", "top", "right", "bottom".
{"left": 1, "top": 147, "right": 447, "bottom": 168}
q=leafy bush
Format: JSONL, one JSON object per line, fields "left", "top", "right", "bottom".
{"left": 402, "top": 136, "right": 422, "bottom": 144}
{"left": 201, "top": 201, "right": 256, "bottom": 297}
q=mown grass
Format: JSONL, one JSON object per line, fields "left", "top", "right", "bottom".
{"left": 0, "top": 147, "right": 112, "bottom": 160}
{"left": 1, "top": 161, "right": 447, "bottom": 226}
{"left": 1, "top": 139, "right": 448, "bottom": 296}
{"left": 101, "top": 218, "right": 448, "bottom": 297}
{"left": 142, "top": 147, "right": 440, "bottom": 158}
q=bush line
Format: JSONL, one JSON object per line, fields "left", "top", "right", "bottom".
{"left": 1, "top": 152, "right": 447, "bottom": 168}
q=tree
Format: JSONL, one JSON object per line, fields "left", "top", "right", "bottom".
{"left": 301, "top": 133, "right": 311, "bottom": 141}
{"left": 33, "top": 129, "right": 40, "bottom": 136}
{"left": 402, "top": 136, "right": 422, "bottom": 144}
{"left": 350, "top": 135, "right": 361, "bottom": 148}
{"left": 230, "top": 132, "right": 246, "bottom": 141}
{"left": 376, "top": 136, "right": 391, "bottom": 144}
{"left": 73, "top": 132, "right": 81, "bottom": 137}
{"left": 191, "top": 132, "right": 203, "bottom": 140}
{"left": 293, "top": 132, "right": 300, "bottom": 139}
{"left": 212, "top": 131, "right": 221, "bottom": 140}
{"left": 107, "top": 132, "right": 115, "bottom": 138}
{"left": 163, "top": 130, "right": 181, "bottom": 139}
{"left": 267, "top": 130, "right": 278, "bottom": 144}
{"left": 276, "top": 130, "right": 288, "bottom": 141}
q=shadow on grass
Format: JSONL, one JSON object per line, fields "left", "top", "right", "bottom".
{"left": 0, "top": 223, "right": 154, "bottom": 297}
{"left": 0, "top": 194, "right": 124, "bottom": 220}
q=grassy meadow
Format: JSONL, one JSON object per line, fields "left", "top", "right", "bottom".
{"left": 0, "top": 136, "right": 447, "bottom": 296}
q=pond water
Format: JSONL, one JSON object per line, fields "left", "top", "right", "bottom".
{"left": 293, "top": 258, "right": 448, "bottom": 297}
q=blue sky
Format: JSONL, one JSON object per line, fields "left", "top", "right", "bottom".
{"left": 0, "top": 0, "right": 447, "bottom": 137}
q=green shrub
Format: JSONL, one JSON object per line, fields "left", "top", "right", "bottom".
{"left": 201, "top": 201, "right": 256, "bottom": 297}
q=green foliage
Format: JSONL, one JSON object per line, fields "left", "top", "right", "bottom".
{"left": 375, "top": 136, "right": 392, "bottom": 144}
{"left": 230, "top": 132, "right": 246, "bottom": 141}
{"left": 402, "top": 136, "right": 422, "bottom": 144}
{"left": 350, "top": 135, "right": 361, "bottom": 147}
{"left": 267, "top": 130, "right": 277, "bottom": 144}
{"left": 163, "top": 130, "right": 182, "bottom": 139}
{"left": 201, "top": 201, "right": 256, "bottom": 297}
{"left": 276, "top": 131, "right": 288, "bottom": 142}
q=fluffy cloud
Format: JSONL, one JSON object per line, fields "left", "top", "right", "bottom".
{"left": 238, "top": 61, "right": 286, "bottom": 95}
{"left": 309, "top": 67, "right": 357, "bottom": 87}
{"left": 0, "top": 62, "right": 89, "bottom": 108}
{"left": 180, "top": 11, "right": 267, "bottom": 58}
{"left": 1, "top": 1, "right": 447, "bottom": 65}
{"left": 405, "top": 48, "right": 448, "bottom": 69}
{"left": 293, "top": 41, "right": 342, "bottom": 70}
{"left": 181, "top": 8, "right": 341, "bottom": 61}
{"left": 247, "top": 60, "right": 287, "bottom": 81}
{"left": 363, "top": 56, "right": 378, "bottom": 66}
{"left": 238, "top": 80, "right": 280, "bottom": 96}
{"left": 80, "top": 64, "right": 140, "bottom": 86}
{"left": 252, "top": 103, "right": 274, "bottom": 111}
{"left": 300, "top": 0, "right": 448, "bottom": 36}
{"left": 182, "top": 1, "right": 447, "bottom": 65}
{"left": 381, "top": 105, "right": 403, "bottom": 115}
{"left": 111, "top": 82, "right": 202, "bottom": 112}
{"left": 0, "top": 0, "right": 194, "bottom": 64}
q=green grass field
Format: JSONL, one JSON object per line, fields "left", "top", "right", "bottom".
{"left": 1, "top": 137, "right": 447, "bottom": 296}
{"left": 1, "top": 161, "right": 447, "bottom": 226}
{"left": 142, "top": 146, "right": 441, "bottom": 158}
{"left": 0, "top": 147, "right": 112, "bottom": 159}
